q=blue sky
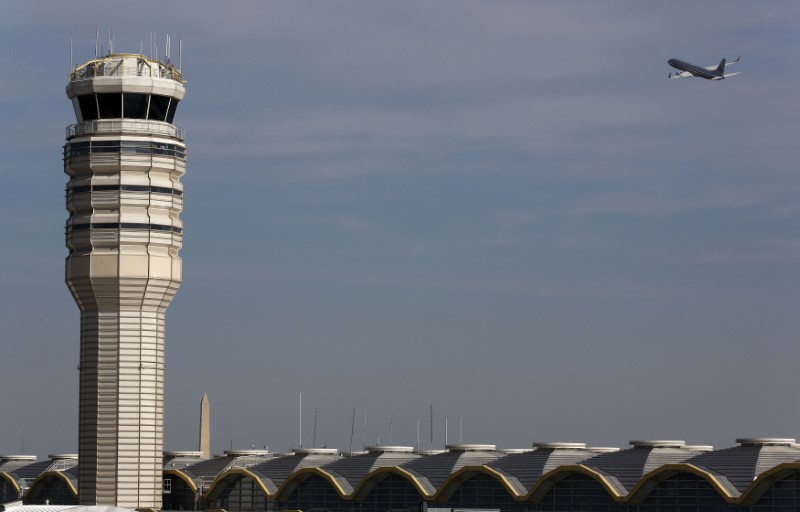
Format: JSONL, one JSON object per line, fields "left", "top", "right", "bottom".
{"left": 1, "top": 1, "right": 800, "bottom": 457}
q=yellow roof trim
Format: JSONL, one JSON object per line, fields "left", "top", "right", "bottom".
{"left": 434, "top": 465, "right": 523, "bottom": 500}
{"left": 274, "top": 467, "right": 349, "bottom": 499}
{"left": 740, "top": 462, "right": 800, "bottom": 504}
{"left": 0, "top": 471, "right": 20, "bottom": 493}
{"left": 525, "top": 464, "right": 624, "bottom": 502}
{"left": 163, "top": 468, "right": 198, "bottom": 493}
{"left": 24, "top": 471, "right": 77, "bottom": 499}
{"left": 350, "top": 466, "right": 432, "bottom": 499}
{"left": 626, "top": 463, "right": 737, "bottom": 504}
{"left": 204, "top": 467, "right": 272, "bottom": 500}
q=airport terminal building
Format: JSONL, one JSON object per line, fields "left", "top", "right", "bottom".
{"left": 5, "top": 438, "right": 800, "bottom": 511}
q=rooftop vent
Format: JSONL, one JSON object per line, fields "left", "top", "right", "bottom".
{"left": 415, "top": 449, "right": 446, "bottom": 456}
{"left": 445, "top": 444, "right": 496, "bottom": 452}
{"left": 534, "top": 442, "right": 587, "bottom": 450}
{"left": 164, "top": 450, "right": 204, "bottom": 458}
{"left": 224, "top": 449, "right": 269, "bottom": 457}
{"left": 737, "top": 438, "right": 796, "bottom": 447}
{"left": 292, "top": 448, "right": 339, "bottom": 456}
{"left": 0, "top": 455, "right": 37, "bottom": 462}
{"left": 629, "top": 440, "right": 686, "bottom": 449}
{"left": 366, "top": 445, "right": 414, "bottom": 454}
{"left": 48, "top": 454, "right": 78, "bottom": 460}
{"left": 589, "top": 447, "right": 621, "bottom": 453}
{"left": 685, "top": 445, "right": 714, "bottom": 452}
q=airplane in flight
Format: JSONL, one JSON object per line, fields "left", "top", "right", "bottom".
{"left": 668, "top": 56, "right": 740, "bottom": 80}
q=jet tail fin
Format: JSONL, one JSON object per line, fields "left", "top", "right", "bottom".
{"left": 716, "top": 58, "right": 727, "bottom": 76}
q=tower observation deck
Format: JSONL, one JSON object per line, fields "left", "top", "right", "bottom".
{"left": 64, "top": 53, "right": 186, "bottom": 509}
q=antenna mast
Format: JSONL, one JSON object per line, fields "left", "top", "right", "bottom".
{"left": 95, "top": 26, "right": 99, "bottom": 59}
{"left": 445, "top": 417, "right": 448, "bottom": 446}
{"left": 312, "top": 409, "right": 318, "bottom": 447}
{"left": 363, "top": 411, "right": 367, "bottom": 449}
{"left": 299, "top": 393, "right": 302, "bottom": 448}
{"left": 389, "top": 407, "right": 394, "bottom": 444}
{"left": 429, "top": 405, "right": 433, "bottom": 449}
{"left": 349, "top": 408, "right": 355, "bottom": 454}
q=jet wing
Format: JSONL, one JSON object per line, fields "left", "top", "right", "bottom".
{"left": 668, "top": 71, "right": 694, "bottom": 79}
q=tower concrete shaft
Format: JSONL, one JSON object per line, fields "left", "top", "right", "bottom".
{"left": 65, "top": 53, "right": 186, "bottom": 509}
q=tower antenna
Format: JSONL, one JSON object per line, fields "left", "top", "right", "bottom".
{"left": 349, "top": 408, "right": 355, "bottom": 455}
{"left": 299, "top": 393, "right": 302, "bottom": 448}
{"left": 429, "top": 405, "right": 433, "bottom": 449}
{"left": 108, "top": 26, "right": 112, "bottom": 55}
{"left": 388, "top": 407, "right": 394, "bottom": 444}
{"left": 445, "top": 417, "right": 448, "bottom": 446}
{"left": 95, "top": 26, "right": 99, "bottom": 59}
{"left": 312, "top": 409, "right": 318, "bottom": 447}
{"left": 178, "top": 36, "right": 182, "bottom": 72}
{"left": 363, "top": 411, "right": 367, "bottom": 449}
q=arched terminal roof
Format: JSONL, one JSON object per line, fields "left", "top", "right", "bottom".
{"left": 395, "top": 444, "right": 502, "bottom": 497}
{"left": 532, "top": 440, "right": 702, "bottom": 499}
{"left": 207, "top": 448, "right": 341, "bottom": 499}
{"left": 170, "top": 450, "right": 271, "bottom": 492}
{"left": 675, "top": 437, "right": 800, "bottom": 498}
{"left": 1, "top": 455, "right": 77, "bottom": 496}
{"left": 315, "top": 446, "right": 420, "bottom": 496}
{"left": 24, "top": 466, "right": 79, "bottom": 502}
{"left": 486, "top": 442, "right": 601, "bottom": 496}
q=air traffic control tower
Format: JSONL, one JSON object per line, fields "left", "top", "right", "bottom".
{"left": 64, "top": 53, "right": 186, "bottom": 509}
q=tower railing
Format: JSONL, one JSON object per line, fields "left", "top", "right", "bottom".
{"left": 70, "top": 54, "right": 183, "bottom": 83}
{"left": 66, "top": 119, "right": 184, "bottom": 140}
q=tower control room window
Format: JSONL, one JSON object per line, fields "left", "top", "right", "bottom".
{"left": 72, "top": 93, "right": 180, "bottom": 122}
{"left": 97, "top": 93, "right": 122, "bottom": 119}
{"left": 77, "top": 95, "right": 99, "bottom": 121}
{"left": 123, "top": 93, "right": 149, "bottom": 119}
{"left": 148, "top": 95, "right": 171, "bottom": 122}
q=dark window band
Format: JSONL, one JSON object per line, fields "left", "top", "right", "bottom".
{"left": 70, "top": 184, "right": 183, "bottom": 196}
{"left": 75, "top": 93, "right": 179, "bottom": 123}
{"left": 66, "top": 140, "right": 186, "bottom": 159}
{"left": 68, "top": 223, "right": 182, "bottom": 233}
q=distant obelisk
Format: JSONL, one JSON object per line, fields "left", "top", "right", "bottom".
{"left": 200, "top": 393, "right": 211, "bottom": 459}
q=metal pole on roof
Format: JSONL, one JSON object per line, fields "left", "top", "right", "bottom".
{"left": 349, "top": 408, "right": 355, "bottom": 455}
{"left": 299, "top": 393, "right": 302, "bottom": 448}
{"left": 313, "top": 409, "right": 318, "bottom": 447}
{"left": 445, "top": 418, "right": 448, "bottom": 446}
{"left": 389, "top": 407, "right": 394, "bottom": 445}
{"left": 429, "top": 405, "right": 433, "bottom": 450}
